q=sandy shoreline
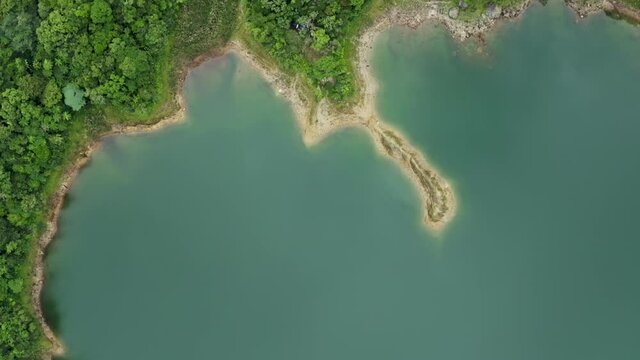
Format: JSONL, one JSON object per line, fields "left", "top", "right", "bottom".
{"left": 231, "top": 0, "right": 540, "bottom": 234}
{"left": 34, "top": 1, "right": 622, "bottom": 358}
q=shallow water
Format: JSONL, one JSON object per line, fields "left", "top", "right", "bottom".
{"left": 46, "top": 2, "right": 640, "bottom": 359}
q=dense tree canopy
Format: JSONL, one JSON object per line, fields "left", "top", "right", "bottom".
{"left": 244, "top": 0, "right": 370, "bottom": 101}
{"left": 0, "top": 0, "right": 241, "bottom": 355}
{"left": 0, "top": 0, "right": 185, "bottom": 357}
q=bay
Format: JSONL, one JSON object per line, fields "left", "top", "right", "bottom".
{"left": 46, "top": 2, "right": 640, "bottom": 359}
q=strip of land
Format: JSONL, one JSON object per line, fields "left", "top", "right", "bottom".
{"left": 230, "top": 1, "right": 542, "bottom": 234}
{"left": 568, "top": 0, "right": 640, "bottom": 21}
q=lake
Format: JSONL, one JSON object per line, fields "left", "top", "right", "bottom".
{"left": 45, "top": 2, "right": 640, "bottom": 359}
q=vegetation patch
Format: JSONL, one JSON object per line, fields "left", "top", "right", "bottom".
{"left": 242, "top": 0, "right": 372, "bottom": 102}
{"left": 0, "top": 0, "right": 238, "bottom": 358}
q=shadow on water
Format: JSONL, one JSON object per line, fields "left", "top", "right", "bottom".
{"left": 41, "top": 273, "right": 61, "bottom": 335}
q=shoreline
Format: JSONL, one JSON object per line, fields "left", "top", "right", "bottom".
{"left": 33, "top": 86, "right": 189, "bottom": 359}
{"left": 34, "top": 1, "right": 627, "bottom": 358}
{"left": 567, "top": 0, "right": 640, "bottom": 22}
{"left": 231, "top": 1, "right": 541, "bottom": 234}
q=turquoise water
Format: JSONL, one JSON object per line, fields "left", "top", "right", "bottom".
{"left": 46, "top": 3, "right": 640, "bottom": 359}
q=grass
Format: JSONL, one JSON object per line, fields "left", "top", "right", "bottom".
{"left": 620, "top": 0, "right": 640, "bottom": 9}
{"left": 173, "top": 0, "right": 240, "bottom": 61}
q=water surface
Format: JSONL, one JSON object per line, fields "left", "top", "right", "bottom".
{"left": 46, "top": 3, "right": 640, "bottom": 359}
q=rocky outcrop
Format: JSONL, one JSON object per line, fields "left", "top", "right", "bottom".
{"left": 605, "top": 0, "right": 640, "bottom": 22}
{"left": 449, "top": 7, "right": 460, "bottom": 19}
{"left": 486, "top": 2, "right": 503, "bottom": 18}
{"left": 566, "top": 0, "right": 640, "bottom": 22}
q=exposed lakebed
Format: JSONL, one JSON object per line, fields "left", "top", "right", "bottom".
{"left": 45, "top": 3, "right": 640, "bottom": 359}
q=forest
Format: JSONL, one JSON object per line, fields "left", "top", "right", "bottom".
{"left": 244, "top": 0, "right": 369, "bottom": 101}
{"left": 0, "top": 0, "right": 237, "bottom": 357}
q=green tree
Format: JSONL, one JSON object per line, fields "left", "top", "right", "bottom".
{"left": 41, "top": 80, "right": 61, "bottom": 108}
{"left": 90, "top": 0, "right": 112, "bottom": 24}
{"left": 312, "top": 28, "right": 330, "bottom": 50}
{"left": 0, "top": 12, "right": 37, "bottom": 53}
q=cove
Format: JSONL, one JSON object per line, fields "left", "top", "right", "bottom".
{"left": 45, "top": 2, "right": 640, "bottom": 360}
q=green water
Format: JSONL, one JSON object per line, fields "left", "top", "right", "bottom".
{"left": 45, "top": 3, "right": 640, "bottom": 359}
